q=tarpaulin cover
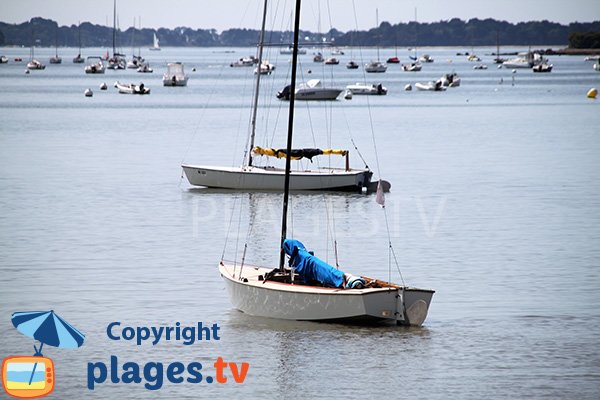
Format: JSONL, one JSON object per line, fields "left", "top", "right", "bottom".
{"left": 283, "top": 239, "right": 345, "bottom": 288}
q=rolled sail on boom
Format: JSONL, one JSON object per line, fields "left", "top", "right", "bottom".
{"left": 253, "top": 146, "right": 348, "bottom": 161}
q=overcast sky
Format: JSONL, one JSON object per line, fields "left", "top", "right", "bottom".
{"left": 3, "top": 0, "right": 599, "bottom": 32}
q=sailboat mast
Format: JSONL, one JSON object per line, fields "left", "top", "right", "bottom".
{"left": 278, "top": 0, "right": 302, "bottom": 271}
{"left": 247, "top": 0, "right": 269, "bottom": 167}
{"left": 376, "top": 8, "right": 379, "bottom": 61}
{"left": 112, "top": 0, "right": 116, "bottom": 56}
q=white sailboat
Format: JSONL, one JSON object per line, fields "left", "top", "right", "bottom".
{"left": 182, "top": 1, "right": 373, "bottom": 192}
{"left": 219, "top": 0, "right": 434, "bottom": 326}
{"left": 365, "top": 9, "right": 387, "bottom": 73}
{"left": 107, "top": 0, "right": 126, "bottom": 70}
{"left": 149, "top": 33, "right": 161, "bottom": 51}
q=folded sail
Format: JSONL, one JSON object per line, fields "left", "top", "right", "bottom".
{"left": 253, "top": 146, "right": 347, "bottom": 161}
{"left": 283, "top": 239, "right": 345, "bottom": 288}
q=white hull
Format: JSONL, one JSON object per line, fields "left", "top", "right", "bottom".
{"left": 365, "top": 62, "right": 387, "bottom": 73}
{"left": 346, "top": 83, "right": 387, "bottom": 95}
{"left": 181, "top": 164, "right": 372, "bottom": 191}
{"left": 295, "top": 88, "right": 342, "bottom": 100}
{"left": 219, "top": 262, "right": 434, "bottom": 326}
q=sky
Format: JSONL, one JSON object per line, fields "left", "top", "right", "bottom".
{"left": 2, "top": 0, "right": 599, "bottom": 33}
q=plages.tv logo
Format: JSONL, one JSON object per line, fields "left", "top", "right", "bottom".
{"left": 2, "top": 310, "right": 85, "bottom": 399}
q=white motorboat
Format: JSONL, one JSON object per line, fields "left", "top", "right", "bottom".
{"left": 27, "top": 59, "right": 45, "bottom": 70}
{"left": 84, "top": 57, "right": 105, "bottom": 74}
{"left": 230, "top": 56, "right": 257, "bottom": 67}
{"left": 415, "top": 80, "right": 446, "bottom": 91}
{"left": 467, "top": 54, "right": 481, "bottom": 62}
{"left": 532, "top": 63, "right": 553, "bottom": 73}
{"left": 402, "top": 62, "right": 422, "bottom": 72}
{"left": 503, "top": 51, "right": 546, "bottom": 69}
{"left": 345, "top": 83, "right": 387, "bottom": 95}
{"left": 254, "top": 60, "right": 275, "bottom": 75}
{"left": 277, "top": 79, "right": 342, "bottom": 101}
{"left": 440, "top": 72, "right": 460, "bottom": 87}
{"left": 0, "top": 55, "right": 8, "bottom": 64}
{"left": 324, "top": 57, "right": 339, "bottom": 65}
{"left": 419, "top": 54, "right": 434, "bottom": 63}
{"left": 114, "top": 81, "right": 150, "bottom": 94}
{"left": 365, "top": 61, "right": 387, "bottom": 73}
{"left": 149, "top": 33, "right": 161, "bottom": 51}
{"left": 127, "top": 55, "right": 145, "bottom": 69}
{"left": 163, "top": 62, "right": 189, "bottom": 86}
{"left": 473, "top": 64, "right": 488, "bottom": 70}
{"left": 313, "top": 52, "right": 324, "bottom": 62}
{"left": 137, "top": 63, "right": 153, "bottom": 73}
{"left": 216, "top": 0, "right": 433, "bottom": 327}
{"left": 346, "top": 60, "right": 359, "bottom": 69}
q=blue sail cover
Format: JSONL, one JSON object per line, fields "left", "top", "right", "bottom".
{"left": 283, "top": 239, "right": 345, "bottom": 288}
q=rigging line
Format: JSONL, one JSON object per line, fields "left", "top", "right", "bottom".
{"left": 221, "top": 193, "right": 242, "bottom": 262}
{"left": 180, "top": 60, "right": 227, "bottom": 167}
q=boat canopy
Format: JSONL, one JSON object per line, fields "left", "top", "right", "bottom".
{"left": 253, "top": 146, "right": 347, "bottom": 161}
{"left": 283, "top": 239, "right": 345, "bottom": 288}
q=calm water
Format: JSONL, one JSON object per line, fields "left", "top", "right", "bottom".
{"left": 1, "top": 45, "right": 600, "bottom": 399}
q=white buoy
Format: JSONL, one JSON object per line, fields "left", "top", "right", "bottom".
{"left": 84, "top": 88, "right": 93, "bottom": 97}
{"left": 344, "top": 90, "right": 353, "bottom": 100}
{"left": 587, "top": 88, "right": 598, "bottom": 99}
{"left": 512, "top": 69, "right": 517, "bottom": 73}
{"left": 404, "top": 84, "right": 412, "bottom": 91}
{"left": 25, "top": 69, "right": 30, "bottom": 74}
{"left": 100, "top": 82, "right": 108, "bottom": 90}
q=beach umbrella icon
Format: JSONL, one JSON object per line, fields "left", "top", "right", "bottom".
{"left": 10, "top": 310, "right": 85, "bottom": 386}
{"left": 12, "top": 311, "right": 85, "bottom": 354}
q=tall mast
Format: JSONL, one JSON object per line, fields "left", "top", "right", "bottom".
{"left": 279, "top": 0, "right": 302, "bottom": 271}
{"left": 112, "top": 0, "right": 116, "bottom": 56}
{"left": 247, "top": 0, "right": 269, "bottom": 167}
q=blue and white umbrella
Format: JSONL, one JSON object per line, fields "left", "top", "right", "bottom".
{"left": 11, "top": 310, "right": 85, "bottom": 354}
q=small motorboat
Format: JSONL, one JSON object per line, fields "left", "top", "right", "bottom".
{"left": 473, "top": 64, "right": 488, "bottom": 70}
{"left": 419, "top": 54, "right": 434, "bottom": 63}
{"left": 365, "top": 61, "right": 387, "bottom": 73}
{"left": 26, "top": 59, "right": 46, "bottom": 70}
{"left": 402, "top": 62, "right": 422, "bottom": 72}
{"left": 137, "top": 63, "right": 153, "bottom": 73}
{"left": 532, "top": 63, "right": 553, "bottom": 73}
{"left": 163, "top": 62, "right": 189, "bottom": 86}
{"left": 345, "top": 83, "right": 387, "bottom": 95}
{"left": 415, "top": 80, "right": 446, "bottom": 91}
{"left": 114, "top": 81, "right": 151, "bottom": 95}
{"left": 386, "top": 56, "right": 400, "bottom": 64}
{"left": 325, "top": 57, "right": 339, "bottom": 65}
{"left": 84, "top": 57, "right": 105, "bottom": 74}
{"left": 346, "top": 60, "right": 359, "bottom": 69}
{"left": 313, "top": 52, "right": 324, "bottom": 63}
{"left": 73, "top": 54, "right": 85, "bottom": 63}
{"left": 254, "top": 60, "right": 275, "bottom": 75}
{"left": 0, "top": 55, "right": 8, "bottom": 64}
{"left": 277, "top": 79, "right": 342, "bottom": 101}
{"left": 467, "top": 54, "right": 481, "bottom": 62}
{"left": 440, "top": 72, "right": 460, "bottom": 87}
{"left": 230, "top": 56, "right": 257, "bottom": 67}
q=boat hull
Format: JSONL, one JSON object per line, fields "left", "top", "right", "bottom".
{"left": 182, "top": 165, "right": 372, "bottom": 191}
{"left": 219, "top": 262, "right": 434, "bottom": 326}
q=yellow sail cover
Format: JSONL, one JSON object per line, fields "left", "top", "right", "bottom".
{"left": 253, "top": 146, "right": 347, "bottom": 160}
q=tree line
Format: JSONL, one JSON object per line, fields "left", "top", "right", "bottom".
{"left": 1, "top": 17, "right": 599, "bottom": 48}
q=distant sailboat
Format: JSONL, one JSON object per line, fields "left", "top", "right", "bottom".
{"left": 49, "top": 28, "right": 62, "bottom": 64}
{"left": 149, "top": 33, "right": 161, "bottom": 51}
{"left": 365, "top": 9, "right": 387, "bottom": 73}
{"left": 73, "top": 22, "right": 84, "bottom": 63}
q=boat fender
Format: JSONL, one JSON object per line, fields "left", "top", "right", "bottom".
{"left": 345, "top": 274, "right": 366, "bottom": 289}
